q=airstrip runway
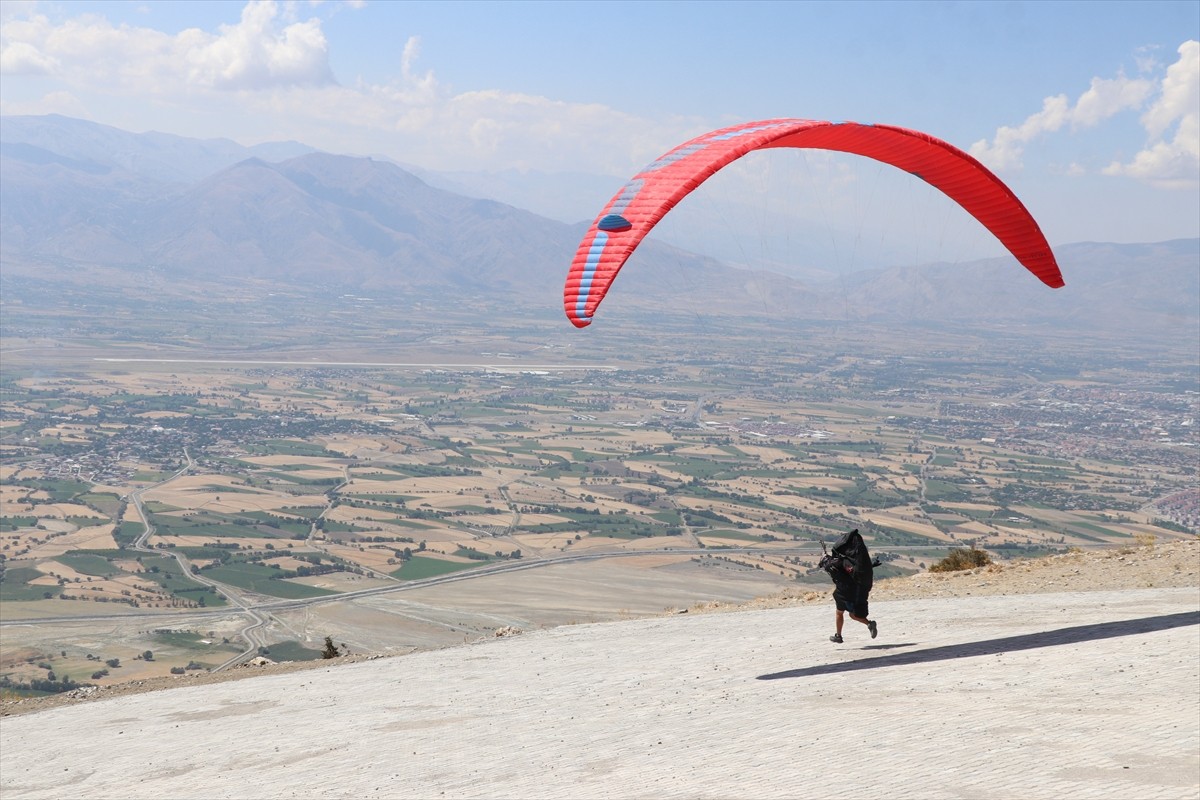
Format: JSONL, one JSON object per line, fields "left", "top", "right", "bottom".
{"left": 2, "top": 588, "right": 1197, "bottom": 799}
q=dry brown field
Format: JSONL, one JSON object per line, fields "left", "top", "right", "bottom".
{"left": 287, "top": 571, "right": 393, "bottom": 591}
{"left": 3, "top": 342, "right": 1195, "bottom": 701}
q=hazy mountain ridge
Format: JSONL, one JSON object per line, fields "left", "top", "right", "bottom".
{"left": 1, "top": 115, "right": 1196, "bottom": 343}
{"left": 0, "top": 114, "right": 313, "bottom": 184}
{"left": 0, "top": 119, "right": 796, "bottom": 315}
{"left": 837, "top": 239, "right": 1199, "bottom": 330}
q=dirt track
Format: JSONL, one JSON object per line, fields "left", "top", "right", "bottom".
{"left": 3, "top": 538, "right": 1195, "bottom": 717}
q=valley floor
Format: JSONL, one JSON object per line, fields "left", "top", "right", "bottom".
{"left": 1, "top": 542, "right": 1197, "bottom": 800}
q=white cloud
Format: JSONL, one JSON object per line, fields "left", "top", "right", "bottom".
{"left": 0, "top": 1, "right": 692, "bottom": 175}
{"left": 969, "top": 75, "right": 1152, "bottom": 170}
{"left": 0, "top": 1, "right": 38, "bottom": 24}
{"left": 1132, "top": 44, "right": 1161, "bottom": 75}
{"left": 1103, "top": 40, "right": 1199, "bottom": 188}
{"left": 0, "top": 0, "right": 333, "bottom": 92}
{"left": 398, "top": 36, "right": 436, "bottom": 101}
{"left": 1072, "top": 73, "right": 1155, "bottom": 127}
{"left": 971, "top": 40, "right": 1198, "bottom": 190}
{"left": 185, "top": 1, "right": 333, "bottom": 89}
{"left": 0, "top": 39, "right": 58, "bottom": 74}
{"left": 1142, "top": 41, "right": 1198, "bottom": 138}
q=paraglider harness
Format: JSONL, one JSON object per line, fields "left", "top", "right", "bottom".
{"left": 819, "top": 529, "right": 881, "bottom": 597}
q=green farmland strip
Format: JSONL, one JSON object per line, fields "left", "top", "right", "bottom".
{"left": 201, "top": 563, "right": 337, "bottom": 598}
{"left": 0, "top": 566, "right": 55, "bottom": 601}
{"left": 114, "top": 522, "right": 145, "bottom": 547}
{"left": 390, "top": 556, "right": 480, "bottom": 581}
{"left": 54, "top": 553, "right": 119, "bottom": 577}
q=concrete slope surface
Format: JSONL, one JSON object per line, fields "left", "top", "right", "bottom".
{"left": 2, "top": 588, "right": 1198, "bottom": 800}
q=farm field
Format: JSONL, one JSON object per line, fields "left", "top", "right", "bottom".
{"left": 1, "top": 317, "right": 1196, "bottom": 695}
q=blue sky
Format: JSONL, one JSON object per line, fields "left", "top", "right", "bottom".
{"left": 2, "top": 0, "right": 1197, "bottom": 261}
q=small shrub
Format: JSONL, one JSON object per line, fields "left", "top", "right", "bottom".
{"left": 929, "top": 547, "right": 992, "bottom": 573}
{"left": 1134, "top": 532, "right": 1156, "bottom": 549}
{"left": 170, "top": 666, "right": 186, "bottom": 675}
{"left": 321, "top": 636, "right": 340, "bottom": 659}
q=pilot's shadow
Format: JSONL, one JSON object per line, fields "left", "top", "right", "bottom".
{"left": 757, "top": 611, "right": 1199, "bottom": 680}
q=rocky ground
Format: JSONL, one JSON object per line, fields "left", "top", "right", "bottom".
{"left": 3, "top": 538, "right": 1195, "bottom": 717}
{"left": 706, "top": 537, "right": 1200, "bottom": 611}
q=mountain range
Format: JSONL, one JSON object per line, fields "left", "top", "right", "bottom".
{"left": 1, "top": 114, "right": 1196, "bottom": 345}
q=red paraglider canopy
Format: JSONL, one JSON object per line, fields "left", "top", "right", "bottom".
{"left": 564, "top": 119, "right": 1063, "bottom": 328}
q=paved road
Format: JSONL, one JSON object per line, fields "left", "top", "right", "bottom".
{"left": 123, "top": 450, "right": 274, "bottom": 667}
{"left": 0, "top": 545, "right": 971, "bottom": 627}
{"left": 2, "top": 587, "right": 1197, "bottom": 799}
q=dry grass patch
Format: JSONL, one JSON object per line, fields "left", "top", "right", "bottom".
{"left": 31, "top": 503, "right": 105, "bottom": 520}
{"left": 262, "top": 556, "right": 313, "bottom": 571}
{"left": 37, "top": 426, "right": 90, "bottom": 442}
{"left": 279, "top": 468, "right": 344, "bottom": 481}
{"left": 0, "top": 598, "right": 154, "bottom": 620}
{"left": 502, "top": 482, "right": 574, "bottom": 505}
{"left": 412, "top": 547, "right": 477, "bottom": 562}
{"left": 0, "top": 464, "right": 26, "bottom": 480}
{"left": 947, "top": 520, "right": 997, "bottom": 537}
{"left": 35, "top": 561, "right": 168, "bottom": 604}
{"left": 455, "top": 513, "right": 510, "bottom": 528}
{"left": 320, "top": 543, "right": 399, "bottom": 571}
{"left": 417, "top": 494, "right": 503, "bottom": 514}
{"left": 147, "top": 485, "right": 325, "bottom": 514}
{"left": 514, "top": 532, "right": 579, "bottom": 551}
{"left": 325, "top": 505, "right": 395, "bottom": 523}
{"left": 674, "top": 445, "right": 738, "bottom": 457}
{"left": 779, "top": 474, "right": 855, "bottom": 490}
{"left": 403, "top": 476, "right": 499, "bottom": 494}
{"left": 574, "top": 497, "right": 653, "bottom": 518}
{"left": 695, "top": 534, "right": 766, "bottom": 549}
{"left": 20, "top": 525, "right": 118, "bottom": 558}
{"left": 288, "top": 572, "right": 392, "bottom": 591}
{"left": 240, "top": 455, "right": 342, "bottom": 468}
{"left": 730, "top": 445, "right": 793, "bottom": 462}
{"left": 619, "top": 553, "right": 694, "bottom": 568}
{"left": 624, "top": 464, "right": 691, "bottom": 483}
{"left": 506, "top": 512, "right": 567, "bottom": 526}
{"left": 374, "top": 524, "right": 461, "bottom": 544}
{"left": 861, "top": 512, "right": 948, "bottom": 540}
{"left": 321, "top": 436, "right": 398, "bottom": 456}
{"left": 342, "top": 479, "right": 419, "bottom": 495}
{"left": 589, "top": 536, "right": 680, "bottom": 552}
{"left": 0, "top": 487, "right": 34, "bottom": 511}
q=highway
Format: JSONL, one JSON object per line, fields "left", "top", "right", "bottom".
{"left": 4, "top": 445, "right": 959, "bottom": 669}
{"left": 0, "top": 542, "right": 958, "bottom": 627}
{"left": 121, "top": 449, "right": 273, "bottom": 668}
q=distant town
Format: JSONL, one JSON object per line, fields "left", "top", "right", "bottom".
{"left": 1, "top": 291, "right": 1196, "bottom": 694}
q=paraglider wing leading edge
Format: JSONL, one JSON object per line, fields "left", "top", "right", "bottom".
{"left": 563, "top": 118, "right": 1064, "bottom": 328}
